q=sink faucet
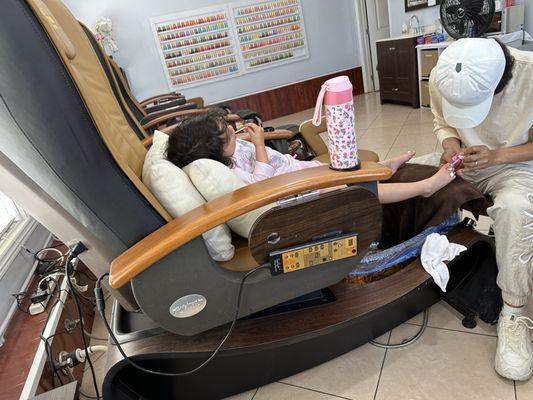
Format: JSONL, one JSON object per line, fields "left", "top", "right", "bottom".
{"left": 409, "top": 14, "right": 421, "bottom": 34}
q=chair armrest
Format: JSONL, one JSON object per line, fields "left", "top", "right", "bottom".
{"left": 237, "top": 129, "right": 294, "bottom": 142}
{"left": 141, "top": 109, "right": 207, "bottom": 131}
{"left": 142, "top": 129, "right": 292, "bottom": 149}
{"left": 141, "top": 114, "right": 244, "bottom": 147}
{"left": 139, "top": 93, "right": 182, "bottom": 107}
{"left": 109, "top": 162, "right": 391, "bottom": 288}
{"left": 144, "top": 98, "right": 188, "bottom": 114}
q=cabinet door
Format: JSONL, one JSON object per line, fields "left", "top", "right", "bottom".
{"left": 395, "top": 39, "right": 413, "bottom": 97}
{"left": 376, "top": 41, "right": 397, "bottom": 93}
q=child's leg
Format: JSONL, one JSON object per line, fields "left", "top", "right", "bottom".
{"left": 377, "top": 163, "right": 455, "bottom": 204}
{"left": 379, "top": 151, "right": 415, "bottom": 174}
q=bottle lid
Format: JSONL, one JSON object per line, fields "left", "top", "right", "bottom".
{"left": 324, "top": 75, "right": 352, "bottom": 92}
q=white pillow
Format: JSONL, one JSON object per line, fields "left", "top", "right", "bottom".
{"left": 142, "top": 131, "right": 234, "bottom": 261}
{"left": 184, "top": 159, "right": 275, "bottom": 238}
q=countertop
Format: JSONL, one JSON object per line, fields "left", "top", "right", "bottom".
{"left": 375, "top": 33, "right": 422, "bottom": 43}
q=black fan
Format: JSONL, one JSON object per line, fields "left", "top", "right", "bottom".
{"left": 440, "top": 0, "right": 495, "bottom": 39}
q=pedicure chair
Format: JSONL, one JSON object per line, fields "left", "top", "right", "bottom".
{"left": 0, "top": 1, "right": 501, "bottom": 398}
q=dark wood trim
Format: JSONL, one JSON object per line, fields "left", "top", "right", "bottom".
{"left": 220, "top": 67, "right": 364, "bottom": 121}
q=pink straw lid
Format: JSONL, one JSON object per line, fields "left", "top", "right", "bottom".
{"left": 312, "top": 75, "right": 353, "bottom": 126}
{"left": 324, "top": 75, "right": 352, "bottom": 92}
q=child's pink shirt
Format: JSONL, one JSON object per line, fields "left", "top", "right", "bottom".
{"left": 231, "top": 140, "right": 322, "bottom": 184}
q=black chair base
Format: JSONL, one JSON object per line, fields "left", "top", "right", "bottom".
{"left": 103, "top": 227, "right": 497, "bottom": 400}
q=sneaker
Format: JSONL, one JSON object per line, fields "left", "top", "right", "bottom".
{"left": 495, "top": 314, "right": 533, "bottom": 381}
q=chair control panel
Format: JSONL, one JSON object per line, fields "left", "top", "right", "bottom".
{"left": 269, "top": 233, "right": 358, "bottom": 275}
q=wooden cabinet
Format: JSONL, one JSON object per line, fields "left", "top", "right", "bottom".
{"left": 377, "top": 36, "right": 420, "bottom": 108}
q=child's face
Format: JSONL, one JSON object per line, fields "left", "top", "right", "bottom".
{"left": 222, "top": 125, "right": 236, "bottom": 157}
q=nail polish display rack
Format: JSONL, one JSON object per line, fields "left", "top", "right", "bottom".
{"left": 231, "top": 0, "right": 309, "bottom": 71}
{"left": 151, "top": 0, "right": 308, "bottom": 89}
{"left": 151, "top": 7, "right": 241, "bottom": 89}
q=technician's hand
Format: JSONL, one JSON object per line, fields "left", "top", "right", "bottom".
{"left": 439, "top": 138, "right": 462, "bottom": 167}
{"left": 459, "top": 145, "right": 498, "bottom": 173}
{"left": 244, "top": 123, "right": 265, "bottom": 147}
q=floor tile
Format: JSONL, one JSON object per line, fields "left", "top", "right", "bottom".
{"left": 255, "top": 382, "right": 346, "bottom": 400}
{"left": 387, "top": 143, "right": 436, "bottom": 159}
{"left": 356, "top": 116, "right": 378, "bottom": 129}
{"left": 476, "top": 215, "right": 494, "bottom": 232}
{"left": 359, "top": 137, "right": 397, "bottom": 151}
{"left": 392, "top": 133, "right": 437, "bottom": 149}
{"left": 405, "top": 108, "right": 435, "bottom": 125}
{"left": 516, "top": 379, "right": 533, "bottom": 400}
{"left": 359, "top": 126, "right": 400, "bottom": 149}
{"left": 398, "top": 123, "right": 434, "bottom": 137}
{"left": 376, "top": 325, "right": 515, "bottom": 400}
{"left": 368, "top": 114, "right": 409, "bottom": 129}
{"left": 405, "top": 301, "right": 497, "bottom": 336}
{"left": 280, "top": 340, "right": 386, "bottom": 400}
{"left": 223, "top": 388, "right": 258, "bottom": 400}
{"left": 367, "top": 148, "right": 391, "bottom": 162}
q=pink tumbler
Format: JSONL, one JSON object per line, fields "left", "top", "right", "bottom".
{"left": 312, "top": 76, "right": 359, "bottom": 170}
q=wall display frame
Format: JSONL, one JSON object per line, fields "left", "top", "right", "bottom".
{"left": 150, "top": 6, "right": 242, "bottom": 90}
{"left": 150, "top": 0, "right": 309, "bottom": 91}
{"left": 229, "top": 0, "right": 309, "bottom": 72}
{"left": 405, "top": 0, "right": 442, "bottom": 12}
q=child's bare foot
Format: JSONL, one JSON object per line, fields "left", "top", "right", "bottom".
{"left": 380, "top": 151, "right": 416, "bottom": 174}
{"left": 422, "top": 163, "right": 456, "bottom": 197}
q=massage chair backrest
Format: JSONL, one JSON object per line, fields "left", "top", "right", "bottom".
{"left": 299, "top": 117, "right": 329, "bottom": 157}
{"left": 0, "top": 0, "right": 175, "bottom": 261}
{"left": 79, "top": 23, "right": 149, "bottom": 141}
{"left": 106, "top": 55, "right": 147, "bottom": 122}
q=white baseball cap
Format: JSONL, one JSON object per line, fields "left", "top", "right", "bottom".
{"left": 434, "top": 38, "right": 506, "bottom": 128}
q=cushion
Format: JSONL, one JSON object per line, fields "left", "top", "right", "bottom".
{"left": 184, "top": 159, "right": 275, "bottom": 238}
{"left": 142, "top": 131, "right": 234, "bottom": 261}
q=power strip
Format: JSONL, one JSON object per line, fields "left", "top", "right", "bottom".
{"left": 29, "top": 273, "right": 62, "bottom": 315}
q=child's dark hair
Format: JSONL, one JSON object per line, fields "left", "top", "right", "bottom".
{"left": 166, "top": 108, "right": 233, "bottom": 168}
{"left": 493, "top": 38, "right": 514, "bottom": 95}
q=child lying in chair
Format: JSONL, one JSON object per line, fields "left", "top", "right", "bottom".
{"left": 167, "top": 109, "right": 455, "bottom": 204}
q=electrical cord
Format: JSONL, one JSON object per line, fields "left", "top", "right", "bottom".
{"left": 83, "top": 329, "right": 108, "bottom": 342}
{"left": 370, "top": 309, "right": 429, "bottom": 349}
{"left": 12, "top": 291, "right": 31, "bottom": 314}
{"left": 39, "top": 294, "right": 68, "bottom": 388}
{"left": 94, "top": 265, "right": 269, "bottom": 377}
{"left": 64, "top": 242, "right": 100, "bottom": 400}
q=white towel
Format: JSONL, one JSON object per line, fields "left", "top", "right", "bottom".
{"left": 421, "top": 233, "right": 467, "bottom": 292}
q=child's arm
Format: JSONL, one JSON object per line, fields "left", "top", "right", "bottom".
{"left": 232, "top": 163, "right": 275, "bottom": 184}
{"left": 245, "top": 124, "right": 268, "bottom": 164}
{"left": 377, "top": 164, "right": 455, "bottom": 204}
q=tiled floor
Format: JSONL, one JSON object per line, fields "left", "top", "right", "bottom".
{"left": 82, "top": 92, "right": 533, "bottom": 400}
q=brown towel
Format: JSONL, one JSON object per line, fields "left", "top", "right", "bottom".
{"left": 380, "top": 163, "right": 487, "bottom": 247}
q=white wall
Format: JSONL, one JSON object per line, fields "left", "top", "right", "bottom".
{"left": 525, "top": 0, "right": 533, "bottom": 34}
{"left": 0, "top": 222, "right": 50, "bottom": 343}
{"left": 387, "top": 0, "right": 440, "bottom": 37}
{"left": 62, "top": 0, "right": 361, "bottom": 104}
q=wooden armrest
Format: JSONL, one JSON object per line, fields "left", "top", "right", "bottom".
{"left": 237, "top": 129, "right": 294, "bottom": 142}
{"left": 141, "top": 109, "right": 207, "bottom": 130}
{"left": 141, "top": 135, "right": 155, "bottom": 148}
{"left": 144, "top": 99, "right": 188, "bottom": 114}
{"left": 142, "top": 114, "right": 243, "bottom": 147}
{"left": 225, "top": 114, "right": 241, "bottom": 122}
{"left": 140, "top": 93, "right": 182, "bottom": 107}
{"left": 109, "top": 162, "right": 391, "bottom": 288}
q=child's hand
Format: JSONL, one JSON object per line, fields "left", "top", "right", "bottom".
{"left": 245, "top": 123, "right": 265, "bottom": 147}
